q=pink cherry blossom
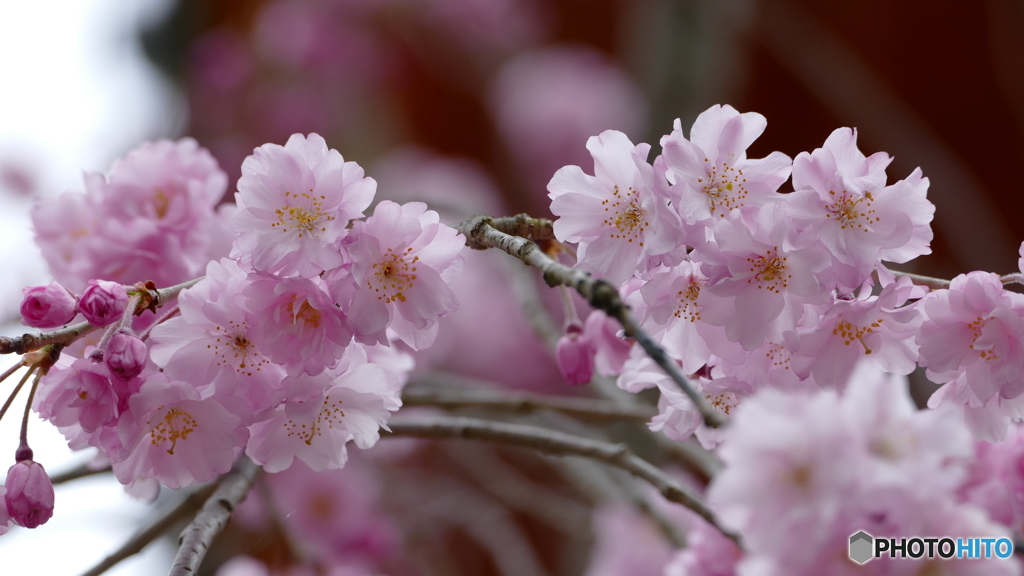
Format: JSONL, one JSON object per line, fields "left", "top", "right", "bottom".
{"left": 694, "top": 203, "right": 832, "bottom": 350}
{"left": 232, "top": 133, "right": 375, "bottom": 278}
{"left": 78, "top": 279, "right": 128, "bottom": 326}
{"left": 246, "top": 362, "right": 402, "bottom": 473}
{"left": 20, "top": 281, "right": 77, "bottom": 328}
{"left": 583, "top": 308, "right": 633, "bottom": 378}
{"left": 659, "top": 104, "right": 792, "bottom": 241}
{"left": 548, "top": 130, "right": 681, "bottom": 287}
{"left": 32, "top": 139, "right": 229, "bottom": 290}
{"left": 344, "top": 200, "right": 464, "bottom": 350}
{"left": 4, "top": 460, "right": 55, "bottom": 529}
{"left": 784, "top": 127, "right": 935, "bottom": 291}
{"left": 114, "top": 374, "right": 249, "bottom": 489}
{"left": 150, "top": 259, "right": 286, "bottom": 414}
{"left": 917, "top": 271, "right": 1024, "bottom": 405}
{"left": 245, "top": 272, "right": 351, "bottom": 377}
{"left": 555, "top": 324, "right": 595, "bottom": 385}
{"left": 791, "top": 277, "right": 922, "bottom": 388}
{"left": 104, "top": 333, "right": 148, "bottom": 381}
{"left": 35, "top": 358, "right": 118, "bottom": 433}
{"left": 583, "top": 503, "right": 677, "bottom": 576}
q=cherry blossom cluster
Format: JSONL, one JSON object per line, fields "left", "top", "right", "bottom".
{"left": 547, "top": 104, "right": 1024, "bottom": 573}
{"left": 1, "top": 133, "right": 465, "bottom": 533}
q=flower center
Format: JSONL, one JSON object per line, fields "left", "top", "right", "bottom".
{"left": 746, "top": 248, "right": 790, "bottom": 293}
{"left": 968, "top": 316, "right": 1000, "bottom": 361}
{"left": 833, "top": 318, "right": 882, "bottom": 354}
{"left": 285, "top": 395, "right": 346, "bottom": 446}
{"left": 705, "top": 391, "right": 738, "bottom": 416}
{"left": 601, "top": 185, "right": 648, "bottom": 245}
{"left": 369, "top": 247, "right": 419, "bottom": 304}
{"left": 149, "top": 407, "right": 198, "bottom": 455}
{"left": 208, "top": 319, "right": 271, "bottom": 376}
{"left": 153, "top": 189, "right": 170, "bottom": 219}
{"left": 284, "top": 297, "right": 322, "bottom": 329}
{"left": 824, "top": 190, "right": 879, "bottom": 230}
{"left": 673, "top": 279, "right": 702, "bottom": 322}
{"left": 697, "top": 160, "right": 748, "bottom": 218}
{"left": 272, "top": 189, "right": 334, "bottom": 238}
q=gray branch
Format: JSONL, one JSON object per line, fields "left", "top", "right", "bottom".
{"left": 401, "top": 387, "right": 658, "bottom": 422}
{"left": 167, "top": 458, "right": 261, "bottom": 576}
{"left": 455, "top": 215, "right": 725, "bottom": 428}
{"left": 0, "top": 277, "right": 202, "bottom": 355}
{"left": 79, "top": 484, "right": 216, "bottom": 576}
{"left": 387, "top": 415, "right": 741, "bottom": 546}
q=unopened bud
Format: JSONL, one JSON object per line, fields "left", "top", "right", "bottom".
{"left": 104, "top": 333, "right": 148, "bottom": 381}
{"left": 20, "top": 282, "right": 77, "bottom": 328}
{"left": 4, "top": 460, "right": 54, "bottom": 529}
{"left": 556, "top": 324, "right": 595, "bottom": 386}
{"left": 79, "top": 280, "right": 128, "bottom": 327}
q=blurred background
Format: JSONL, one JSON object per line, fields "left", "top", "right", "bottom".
{"left": 2, "top": 0, "right": 1024, "bottom": 574}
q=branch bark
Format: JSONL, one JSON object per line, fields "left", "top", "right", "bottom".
{"left": 0, "top": 277, "right": 202, "bottom": 356}
{"left": 167, "top": 458, "right": 261, "bottom": 576}
{"left": 456, "top": 215, "right": 725, "bottom": 428}
{"left": 79, "top": 484, "right": 217, "bottom": 576}
{"left": 401, "top": 387, "right": 658, "bottom": 422}
{"left": 387, "top": 415, "right": 741, "bottom": 546}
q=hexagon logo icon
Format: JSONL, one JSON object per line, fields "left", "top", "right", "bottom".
{"left": 849, "top": 531, "right": 873, "bottom": 565}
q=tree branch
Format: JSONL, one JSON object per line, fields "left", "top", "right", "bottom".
{"left": 455, "top": 216, "right": 725, "bottom": 428}
{"left": 79, "top": 484, "right": 217, "bottom": 576}
{"left": 401, "top": 387, "right": 658, "bottom": 422}
{"left": 387, "top": 415, "right": 741, "bottom": 546}
{"left": 51, "top": 462, "right": 112, "bottom": 485}
{"left": 890, "top": 270, "right": 951, "bottom": 290}
{"left": 0, "top": 277, "right": 202, "bottom": 356}
{"left": 167, "top": 458, "right": 261, "bottom": 576}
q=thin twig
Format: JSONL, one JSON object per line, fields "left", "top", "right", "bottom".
{"left": 456, "top": 216, "right": 724, "bottom": 428}
{"left": 51, "top": 462, "right": 113, "bottom": 485}
{"left": 0, "top": 277, "right": 202, "bottom": 356}
{"left": 891, "top": 270, "right": 951, "bottom": 290}
{"left": 167, "top": 458, "right": 261, "bottom": 576}
{"left": 386, "top": 415, "right": 741, "bottom": 546}
{"left": 79, "top": 484, "right": 218, "bottom": 576}
{"left": 401, "top": 387, "right": 658, "bottom": 422}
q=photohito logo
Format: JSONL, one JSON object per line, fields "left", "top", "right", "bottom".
{"left": 849, "top": 531, "right": 1015, "bottom": 564}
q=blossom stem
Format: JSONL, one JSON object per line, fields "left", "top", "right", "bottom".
{"left": 16, "top": 369, "right": 44, "bottom": 459}
{"left": 0, "top": 361, "right": 24, "bottom": 387}
{"left": 387, "top": 415, "right": 741, "bottom": 546}
{"left": 0, "top": 365, "right": 36, "bottom": 429}
{"left": 167, "top": 457, "right": 261, "bottom": 576}
{"left": 558, "top": 285, "right": 580, "bottom": 327}
{"left": 138, "top": 305, "right": 181, "bottom": 341}
{"left": 1002, "top": 272, "right": 1024, "bottom": 287}
{"left": 456, "top": 215, "right": 725, "bottom": 428}
{"left": 890, "top": 270, "right": 951, "bottom": 290}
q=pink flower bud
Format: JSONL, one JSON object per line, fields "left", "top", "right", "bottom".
{"left": 4, "top": 460, "right": 54, "bottom": 529}
{"left": 556, "top": 325, "right": 595, "bottom": 385}
{"left": 79, "top": 280, "right": 128, "bottom": 327}
{"left": 20, "top": 282, "right": 77, "bottom": 328}
{"left": 105, "top": 333, "right": 148, "bottom": 381}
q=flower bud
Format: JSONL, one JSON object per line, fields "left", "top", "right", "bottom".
{"left": 556, "top": 324, "right": 595, "bottom": 385}
{"left": 4, "top": 460, "right": 54, "bottom": 529}
{"left": 79, "top": 280, "right": 128, "bottom": 327}
{"left": 105, "top": 333, "right": 148, "bottom": 381}
{"left": 20, "top": 282, "right": 77, "bottom": 328}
